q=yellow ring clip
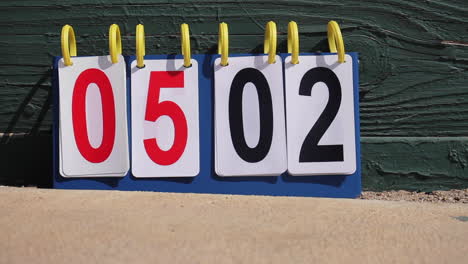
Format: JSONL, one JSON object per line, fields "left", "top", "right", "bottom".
{"left": 136, "top": 24, "right": 145, "bottom": 68}
{"left": 288, "top": 21, "right": 299, "bottom": 64}
{"left": 61, "top": 25, "right": 77, "bottom": 66}
{"left": 264, "top": 21, "right": 277, "bottom": 64}
{"left": 327, "top": 21, "right": 345, "bottom": 63}
{"left": 181, "top": 23, "right": 191, "bottom": 67}
{"left": 109, "top": 24, "right": 122, "bottom": 64}
{"left": 218, "top": 22, "right": 229, "bottom": 66}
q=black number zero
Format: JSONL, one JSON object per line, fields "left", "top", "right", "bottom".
{"left": 228, "top": 68, "right": 274, "bottom": 163}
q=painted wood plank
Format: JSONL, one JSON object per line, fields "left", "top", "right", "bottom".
{"left": 2, "top": 134, "right": 467, "bottom": 191}
{"left": 362, "top": 137, "right": 468, "bottom": 191}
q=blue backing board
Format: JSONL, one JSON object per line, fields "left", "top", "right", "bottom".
{"left": 53, "top": 53, "right": 361, "bottom": 198}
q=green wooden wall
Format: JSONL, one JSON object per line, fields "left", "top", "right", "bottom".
{"left": 0, "top": 0, "right": 467, "bottom": 190}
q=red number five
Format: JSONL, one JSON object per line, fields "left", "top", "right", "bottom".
{"left": 72, "top": 68, "right": 116, "bottom": 163}
{"left": 144, "top": 71, "right": 188, "bottom": 165}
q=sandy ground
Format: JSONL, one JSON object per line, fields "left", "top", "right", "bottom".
{"left": 361, "top": 189, "right": 468, "bottom": 203}
{"left": 1, "top": 187, "right": 467, "bottom": 264}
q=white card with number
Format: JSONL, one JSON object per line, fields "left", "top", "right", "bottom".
{"left": 214, "top": 55, "right": 287, "bottom": 176}
{"left": 58, "top": 55, "right": 129, "bottom": 177}
{"left": 131, "top": 59, "right": 200, "bottom": 177}
{"left": 284, "top": 54, "right": 356, "bottom": 176}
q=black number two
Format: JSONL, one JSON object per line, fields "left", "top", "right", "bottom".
{"left": 299, "top": 67, "right": 344, "bottom": 162}
{"left": 229, "top": 68, "right": 273, "bottom": 163}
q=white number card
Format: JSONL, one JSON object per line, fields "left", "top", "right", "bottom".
{"left": 284, "top": 54, "right": 356, "bottom": 176}
{"left": 58, "top": 55, "right": 129, "bottom": 177}
{"left": 214, "top": 55, "right": 287, "bottom": 176}
{"left": 131, "top": 59, "right": 200, "bottom": 177}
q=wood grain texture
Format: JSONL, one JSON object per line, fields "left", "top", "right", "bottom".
{"left": 0, "top": 0, "right": 467, "bottom": 190}
{"left": 362, "top": 137, "right": 468, "bottom": 191}
{"left": 1, "top": 134, "right": 467, "bottom": 191}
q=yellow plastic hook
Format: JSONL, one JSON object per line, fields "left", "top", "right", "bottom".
{"left": 218, "top": 22, "right": 229, "bottom": 66}
{"left": 327, "top": 21, "right": 345, "bottom": 63}
{"left": 136, "top": 24, "right": 145, "bottom": 68}
{"left": 181, "top": 23, "right": 191, "bottom": 67}
{"left": 264, "top": 21, "right": 277, "bottom": 64}
{"left": 287, "top": 21, "right": 299, "bottom": 64}
{"left": 109, "top": 24, "right": 122, "bottom": 64}
{"left": 61, "top": 25, "right": 77, "bottom": 66}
